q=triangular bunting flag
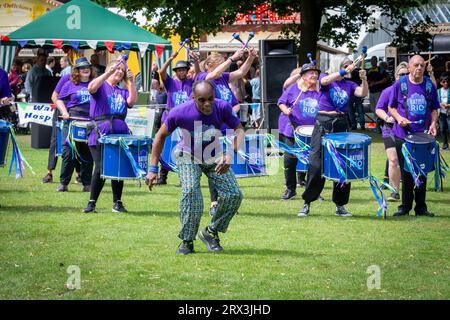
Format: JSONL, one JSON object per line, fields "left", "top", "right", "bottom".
{"left": 105, "top": 41, "right": 115, "bottom": 53}
{"left": 70, "top": 41, "right": 80, "bottom": 51}
{"left": 86, "top": 40, "right": 98, "bottom": 50}
{"left": 118, "top": 42, "right": 131, "bottom": 52}
{"left": 18, "top": 40, "right": 28, "bottom": 48}
{"left": 137, "top": 42, "right": 149, "bottom": 58}
{"left": 0, "top": 35, "right": 10, "bottom": 41}
{"left": 155, "top": 44, "right": 165, "bottom": 59}
{"left": 34, "top": 39, "right": 46, "bottom": 46}
{"left": 52, "top": 40, "right": 63, "bottom": 49}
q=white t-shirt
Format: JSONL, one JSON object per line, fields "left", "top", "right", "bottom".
{"left": 439, "top": 88, "right": 449, "bottom": 114}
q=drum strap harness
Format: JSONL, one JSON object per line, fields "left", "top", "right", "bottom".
{"left": 89, "top": 114, "right": 127, "bottom": 143}
{"left": 400, "top": 75, "right": 433, "bottom": 129}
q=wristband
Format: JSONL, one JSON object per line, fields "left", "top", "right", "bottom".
{"left": 339, "top": 69, "right": 347, "bottom": 77}
{"left": 149, "top": 165, "right": 159, "bottom": 174}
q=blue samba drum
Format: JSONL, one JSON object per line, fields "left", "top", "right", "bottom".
{"left": 99, "top": 134, "right": 152, "bottom": 180}
{"left": 295, "top": 125, "right": 314, "bottom": 172}
{"left": 0, "top": 120, "right": 11, "bottom": 167}
{"left": 404, "top": 132, "right": 437, "bottom": 174}
{"left": 322, "top": 132, "right": 371, "bottom": 181}
{"left": 69, "top": 120, "right": 89, "bottom": 143}
{"left": 226, "top": 134, "right": 267, "bottom": 178}
{"left": 56, "top": 121, "right": 63, "bottom": 156}
{"left": 160, "top": 129, "right": 182, "bottom": 172}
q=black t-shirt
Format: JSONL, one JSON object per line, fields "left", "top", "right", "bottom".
{"left": 367, "top": 67, "right": 391, "bottom": 93}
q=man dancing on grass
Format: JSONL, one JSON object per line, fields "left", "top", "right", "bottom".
{"left": 146, "top": 80, "right": 244, "bottom": 255}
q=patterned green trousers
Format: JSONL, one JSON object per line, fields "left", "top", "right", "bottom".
{"left": 176, "top": 152, "right": 243, "bottom": 241}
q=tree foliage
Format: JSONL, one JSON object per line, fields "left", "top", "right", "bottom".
{"left": 97, "top": 0, "right": 435, "bottom": 63}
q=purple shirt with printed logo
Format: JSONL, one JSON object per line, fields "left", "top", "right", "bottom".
{"left": 318, "top": 73, "right": 358, "bottom": 113}
{"left": 58, "top": 81, "right": 91, "bottom": 116}
{"left": 376, "top": 86, "right": 394, "bottom": 139}
{"left": 389, "top": 77, "right": 439, "bottom": 140}
{"left": 278, "top": 83, "right": 319, "bottom": 137}
{"left": 88, "top": 81, "right": 130, "bottom": 146}
{"left": 164, "top": 99, "right": 241, "bottom": 161}
{"left": 162, "top": 76, "right": 194, "bottom": 123}
{"left": 54, "top": 74, "right": 71, "bottom": 94}
{"left": 196, "top": 72, "right": 239, "bottom": 107}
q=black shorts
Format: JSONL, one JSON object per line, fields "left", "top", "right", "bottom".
{"left": 383, "top": 136, "right": 396, "bottom": 149}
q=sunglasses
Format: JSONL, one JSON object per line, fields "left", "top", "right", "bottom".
{"left": 398, "top": 72, "right": 409, "bottom": 77}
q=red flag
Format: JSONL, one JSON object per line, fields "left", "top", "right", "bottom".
{"left": 105, "top": 41, "right": 115, "bottom": 53}
{"left": 52, "top": 39, "right": 63, "bottom": 49}
{"left": 155, "top": 44, "right": 165, "bottom": 59}
{"left": 0, "top": 35, "right": 10, "bottom": 41}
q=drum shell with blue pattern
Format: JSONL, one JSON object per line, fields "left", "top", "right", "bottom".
{"left": 404, "top": 133, "right": 436, "bottom": 174}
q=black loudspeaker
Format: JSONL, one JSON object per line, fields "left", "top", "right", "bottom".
{"left": 31, "top": 76, "right": 60, "bottom": 149}
{"left": 263, "top": 103, "right": 282, "bottom": 131}
{"left": 259, "top": 40, "right": 297, "bottom": 130}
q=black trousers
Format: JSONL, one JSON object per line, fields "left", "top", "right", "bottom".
{"left": 302, "top": 113, "right": 351, "bottom": 206}
{"left": 439, "top": 113, "right": 449, "bottom": 146}
{"left": 47, "top": 109, "right": 59, "bottom": 170}
{"left": 59, "top": 121, "right": 93, "bottom": 186}
{"left": 280, "top": 134, "right": 305, "bottom": 192}
{"left": 89, "top": 145, "right": 124, "bottom": 203}
{"left": 394, "top": 137, "right": 428, "bottom": 214}
{"left": 154, "top": 108, "right": 170, "bottom": 181}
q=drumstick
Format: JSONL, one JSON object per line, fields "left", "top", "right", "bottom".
{"left": 116, "top": 54, "right": 129, "bottom": 71}
{"left": 243, "top": 32, "right": 255, "bottom": 49}
{"left": 425, "top": 55, "right": 438, "bottom": 64}
{"left": 232, "top": 33, "right": 246, "bottom": 47}
{"left": 176, "top": 38, "right": 190, "bottom": 54}
{"left": 58, "top": 116, "right": 90, "bottom": 121}
{"left": 428, "top": 44, "right": 432, "bottom": 66}
{"left": 353, "top": 46, "right": 368, "bottom": 67}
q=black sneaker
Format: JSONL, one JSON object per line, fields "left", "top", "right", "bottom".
{"left": 82, "top": 200, "right": 97, "bottom": 213}
{"left": 281, "top": 189, "right": 296, "bottom": 200}
{"left": 42, "top": 173, "right": 53, "bottom": 183}
{"left": 176, "top": 241, "right": 194, "bottom": 255}
{"left": 387, "top": 192, "right": 400, "bottom": 202}
{"left": 112, "top": 200, "right": 128, "bottom": 213}
{"left": 336, "top": 206, "right": 352, "bottom": 217}
{"left": 155, "top": 178, "right": 167, "bottom": 185}
{"left": 199, "top": 228, "right": 223, "bottom": 252}
{"left": 56, "top": 184, "right": 68, "bottom": 192}
{"left": 298, "top": 203, "right": 310, "bottom": 217}
{"left": 416, "top": 210, "right": 435, "bottom": 217}
{"left": 443, "top": 145, "right": 448, "bottom": 150}
{"left": 393, "top": 210, "right": 409, "bottom": 217}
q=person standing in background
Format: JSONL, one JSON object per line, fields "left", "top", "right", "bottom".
{"left": 60, "top": 56, "right": 72, "bottom": 77}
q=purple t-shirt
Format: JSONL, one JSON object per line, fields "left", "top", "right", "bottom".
{"left": 163, "top": 76, "right": 194, "bottom": 110}
{"left": 277, "top": 83, "right": 319, "bottom": 137}
{"left": 196, "top": 72, "right": 239, "bottom": 106}
{"left": 376, "top": 86, "right": 394, "bottom": 139}
{"left": 0, "top": 68, "right": 11, "bottom": 98}
{"left": 58, "top": 81, "right": 91, "bottom": 116}
{"left": 88, "top": 81, "right": 130, "bottom": 146}
{"left": 389, "top": 77, "right": 439, "bottom": 139}
{"left": 318, "top": 73, "right": 358, "bottom": 113}
{"left": 164, "top": 99, "right": 241, "bottom": 162}
{"left": 54, "top": 74, "right": 71, "bottom": 94}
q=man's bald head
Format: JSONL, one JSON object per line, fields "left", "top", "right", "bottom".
{"left": 192, "top": 81, "right": 215, "bottom": 115}
{"left": 408, "top": 55, "right": 425, "bottom": 81}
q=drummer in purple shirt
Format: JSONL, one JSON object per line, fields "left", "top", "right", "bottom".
{"left": 156, "top": 50, "right": 200, "bottom": 185}
{"left": 55, "top": 57, "right": 94, "bottom": 193}
{"left": 388, "top": 55, "right": 439, "bottom": 217}
{"left": 145, "top": 81, "right": 244, "bottom": 255}
{"left": 299, "top": 57, "right": 368, "bottom": 217}
{"left": 375, "top": 62, "right": 409, "bottom": 202}
{"left": 82, "top": 58, "right": 137, "bottom": 214}
{"left": 278, "top": 63, "right": 320, "bottom": 201}
{"left": 197, "top": 48, "right": 257, "bottom": 114}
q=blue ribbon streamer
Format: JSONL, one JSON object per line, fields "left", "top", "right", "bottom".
{"left": 118, "top": 137, "right": 147, "bottom": 179}
{"left": 369, "top": 176, "right": 388, "bottom": 218}
{"left": 7, "top": 126, "right": 34, "bottom": 178}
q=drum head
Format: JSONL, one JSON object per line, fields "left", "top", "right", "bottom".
{"left": 295, "top": 125, "right": 314, "bottom": 137}
{"left": 405, "top": 132, "right": 435, "bottom": 144}
{"left": 72, "top": 120, "right": 90, "bottom": 128}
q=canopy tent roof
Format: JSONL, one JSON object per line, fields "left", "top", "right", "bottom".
{"left": 0, "top": 0, "right": 171, "bottom": 55}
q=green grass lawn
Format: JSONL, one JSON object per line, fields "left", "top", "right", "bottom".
{"left": 1, "top": 132, "right": 449, "bottom": 300}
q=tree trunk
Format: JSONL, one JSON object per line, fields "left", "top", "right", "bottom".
{"left": 298, "top": 0, "right": 324, "bottom": 65}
